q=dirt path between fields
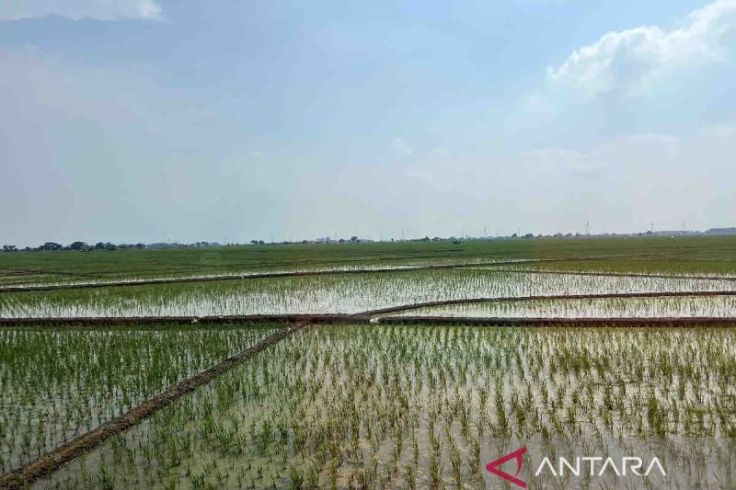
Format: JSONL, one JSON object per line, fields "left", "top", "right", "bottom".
{"left": 0, "top": 314, "right": 357, "bottom": 328}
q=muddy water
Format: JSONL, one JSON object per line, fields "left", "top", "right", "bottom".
{"left": 6, "top": 269, "right": 736, "bottom": 318}
{"left": 387, "top": 295, "right": 736, "bottom": 319}
{"left": 1, "top": 325, "right": 278, "bottom": 473}
{"left": 37, "top": 325, "right": 736, "bottom": 489}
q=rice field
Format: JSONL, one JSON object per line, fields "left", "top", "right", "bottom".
{"left": 0, "top": 324, "right": 279, "bottom": 473}
{"left": 37, "top": 325, "right": 736, "bottom": 489}
{"left": 3, "top": 269, "right": 736, "bottom": 319}
{"left": 385, "top": 295, "right": 736, "bottom": 319}
{"left": 3, "top": 235, "right": 736, "bottom": 286}
{"left": 2, "top": 237, "right": 736, "bottom": 489}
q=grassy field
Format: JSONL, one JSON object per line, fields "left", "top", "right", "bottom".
{"left": 2, "top": 236, "right": 736, "bottom": 489}
{"left": 3, "top": 235, "right": 736, "bottom": 285}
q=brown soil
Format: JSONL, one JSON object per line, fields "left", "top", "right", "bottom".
{"left": 0, "top": 314, "right": 362, "bottom": 328}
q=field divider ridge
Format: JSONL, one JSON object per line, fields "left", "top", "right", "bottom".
{"left": 0, "top": 314, "right": 365, "bottom": 328}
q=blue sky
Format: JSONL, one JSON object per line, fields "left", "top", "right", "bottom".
{"left": 2, "top": 1, "right": 736, "bottom": 245}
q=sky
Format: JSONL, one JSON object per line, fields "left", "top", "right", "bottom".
{"left": 2, "top": 0, "right": 736, "bottom": 246}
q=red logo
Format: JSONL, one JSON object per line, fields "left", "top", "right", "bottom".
{"left": 486, "top": 447, "right": 527, "bottom": 488}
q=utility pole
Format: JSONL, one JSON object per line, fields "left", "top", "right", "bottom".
{"left": 585, "top": 220, "right": 590, "bottom": 235}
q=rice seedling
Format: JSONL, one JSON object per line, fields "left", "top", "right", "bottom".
{"left": 387, "top": 295, "right": 736, "bottom": 319}
{"left": 4, "top": 268, "right": 736, "bottom": 319}
{"left": 37, "top": 324, "right": 736, "bottom": 489}
{"left": 0, "top": 323, "right": 279, "bottom": 472}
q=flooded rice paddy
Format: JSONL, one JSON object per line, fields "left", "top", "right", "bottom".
{"left": 3, "top": 269, "right": 736, "bottom": 319}
{"left": 37, "top": 324, "right": 736, "bottom": 489}
{"left": 0, "top": 324, "right": 279, "bottom": 473}
{"left": 4, "top": 240, "right": 736, "bottom": 489}
{"left": 386, "top": 295, "right": 736, "bottom": 319}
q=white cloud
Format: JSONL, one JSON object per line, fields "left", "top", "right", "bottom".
{"left": 392, "top": 137, "right": 414, "bottom": 156}
{"left": 0, "top": 0, "right": 162, "bottom": 21}
{"left": 548, "top": 0, "right": 736, "bottom": 95}
{"left": 521, "top": 147, "right": 600, "bottom": 177}
{"left": 249, "top": 150, "right": 267, "bottom": 163}
{"left": 289, "top": 122, "right": 736, "bottom": 237}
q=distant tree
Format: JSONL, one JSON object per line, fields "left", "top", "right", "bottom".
{"left": 523, "top": 233, "right": 534, "bottom": 239}
{"left": 70, "top": 241, "right": 89, "bottom": 251}
{"left": 339, "top": 238, "right": 346, "bottom": 243}
{"left": 95, "top": 242, "right": 116, "bottom": 250}
{"left": 511, "top": 233, "right": 518, "bottom": 239}
{"left": 2, "top": 245, "right": 17, "bottom": 252}
{"left": 350, "top": 236, "right": 359, "bottom": 242}
{"left": 40, "top": 242, "right": 63, "bottom": 251}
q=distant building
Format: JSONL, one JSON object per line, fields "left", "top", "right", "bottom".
{"left": 651, "top": 230, "right": 693, "bottom": 236}
{"left": 705, "top": 227, "right": 736, "bottom": 235}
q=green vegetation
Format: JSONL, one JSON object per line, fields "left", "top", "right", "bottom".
{"left": 40, "top": 325, "right": 736, "bottom": 489}
{"left": 0, "top": 324, "right": 279, "bottom": 472}
{"left": 3, "top": 236, "right": 736, "bottom": 488}
{"left": 4, "top": 268, "right": 736, "bottom": 318}
{"left": 3, "top": 235, "right": 736, "bottom": 285}
{"left": 388, "top": 295, "right": 736, "bottom": 318}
